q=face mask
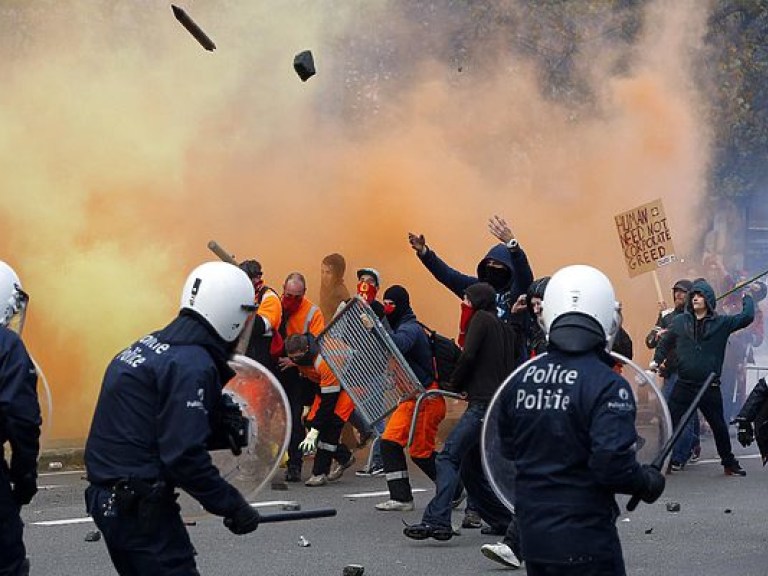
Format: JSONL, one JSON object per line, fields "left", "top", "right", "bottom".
{"left": 383, "top": 302, "right": 396, "bottom": 316}
{"left": 357, "top": 281, "right": 378, "bottom": 304}
{"left": 458, "top": 302, "right": 475, "bottom": 348}
{"left": 484, "top": 266, "right": 510, "bottom": 291}
{"left": 282, "top": 294, "right": 302, "bottom": 315}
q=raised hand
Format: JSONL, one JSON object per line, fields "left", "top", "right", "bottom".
{"left": 488, "top": 215, "right": 514, "bottom": 244}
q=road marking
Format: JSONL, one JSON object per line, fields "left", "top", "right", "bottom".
{"left": 689, "top": 453, "right": 761, "bottom": 466}
{"left": 32, "top": 500, "right": 303, "bottom": 527}
{"left": 344, "top": 488, "right": 427, "bottom": 499}
{"left": 39, "top": 470, "right": 84, "bottom": 478}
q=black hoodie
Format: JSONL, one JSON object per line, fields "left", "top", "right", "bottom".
{"left": 449, "top": 283, "right": 521, "bottom": 402}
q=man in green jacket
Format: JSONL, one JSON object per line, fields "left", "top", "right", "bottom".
{"left": 654, "top": 278, "right": 755, "bottom": 476}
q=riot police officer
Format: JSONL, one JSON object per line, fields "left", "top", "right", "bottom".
{"left": 84, "top": 262, "right": 261, "bottom": 575}
{"left": 493, "top": 265, "right": 665, "bottom": 575}
{"left": 0, "top": 261, "right": 40, "bottom": 576}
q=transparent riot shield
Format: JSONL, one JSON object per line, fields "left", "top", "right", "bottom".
{"left": 209, "top": 354, "right": 291, "bottom": 500}
{"left": 29, "top": 353, "right": 53, "bottom": 442}
{"left": 481, "top": 352, "right": 671, "bottom": 512}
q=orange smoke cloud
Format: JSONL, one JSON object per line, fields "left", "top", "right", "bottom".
{"left": 0, "top": 1, "right": 712, "bottom": 443}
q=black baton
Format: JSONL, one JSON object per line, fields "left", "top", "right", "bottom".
{"left": 626, "top": 372, "right": 716, "bottom": 511}
{"left": 259, "top": 508, "right": 337, "bottom": 523}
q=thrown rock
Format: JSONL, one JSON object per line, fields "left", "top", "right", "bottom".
{"left": 84, "top": 530, "right": 101, "bottom": 542}
{"left": 666, "top": 502, "right": 681, "bottom": 513}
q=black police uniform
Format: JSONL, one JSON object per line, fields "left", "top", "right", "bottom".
{"left": 84, "top": 312, "right": 255, "bottom": 576}
{"left": 0, "top": 327, "right": 40, "bottom": 576}
{"left": 496, "top": 344, "right": 653, "bottom": 576}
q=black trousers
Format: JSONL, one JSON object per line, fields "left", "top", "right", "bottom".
{"left": 0, "top": 464, "right": 27, "bottom": 576}
{"left": 668, "top": 380, "right": 736, "bottom": 467}
{"left": 280, "top": 367, "right": 310, "bottom": 471}
{"left": 85, "top": 485, "right": 200, "bottom": 576}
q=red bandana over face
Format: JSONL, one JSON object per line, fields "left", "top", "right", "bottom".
{"left": 458, "top": 302, "right": 475, "bottom": 348}
{"left": 357, "top": 281, "right": 378, "bottom": 304}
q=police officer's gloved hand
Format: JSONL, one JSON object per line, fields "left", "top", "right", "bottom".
{"left": 224, "top": 503, "right": 260, "bottom": 535}
{"left": 732, "top": 417, "right": 754, "bottom": 447}
{"left": 12, "top": 474, "right": 37, "bottom": 506}
{"left": 637, "top": 465, "right": 665, "bottom": 504}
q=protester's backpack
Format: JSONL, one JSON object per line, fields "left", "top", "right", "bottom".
{"left": 417, "top": 322, "right": 462, "bottom": 389}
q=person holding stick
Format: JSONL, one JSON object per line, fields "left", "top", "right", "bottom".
{"left": 653, "top": 278, "right": 756, "bottom": 476}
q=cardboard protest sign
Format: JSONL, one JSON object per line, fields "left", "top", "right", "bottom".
{"left": 615, "top": 199, "right": 676, "bottom": 278}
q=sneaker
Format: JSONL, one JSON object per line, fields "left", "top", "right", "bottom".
{"left": 284, "top": 467, "right": 302, "bottom": 482}
{"left": 724, "top": 462, "right": 746, "bottom": 477}
{"left": 375, "top": 499, "right": 415, "bottom": 512}
{"left": 402, "top": 521, "right": 453, "bottom": 541}
{"left": 461, "top": 510, "right": 482, "bottom": 529}
{"left": 451, "top": 488, "right": 467, "bottom": 509}
{"left": 689, "top": 445, "right": 701, "bottom": 463}
{"left": 670, "top": 461, "right": 684, "bottom": 472}
{"left": 355, "top": 465, "right": 385, "bottom": 478}
{"left": 305, "top": 474, "right": 328, "bottom": 487}
{"left": 481, "top": 542, "right": 522, "bottom": 569}
{"left": 328, "top": 455, "right": 356, "bottom": 481}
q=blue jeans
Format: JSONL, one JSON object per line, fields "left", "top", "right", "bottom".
{"left": 663, "top": 374, "right": 699, "bottom": 464}
{"left": 422, "top": 402, "right": 511, "bottom": 530}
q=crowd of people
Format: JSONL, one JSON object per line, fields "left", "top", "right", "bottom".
{"left": 2, "top": 215, "right": 767, "bottom": 575}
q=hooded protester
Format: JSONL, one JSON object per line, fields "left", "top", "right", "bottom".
{"left": 374, "top": 285, "right": 447, "bottom": 511}
{"left": 319, "top": 253, "right": 350, "bottom": 323}
{"left": 654, "top": 278, "right": 755, "bottom": 476}
{"left": 408, "top": 216, "right": 533, "bottom": 325}
{"left": 404, "top": 282, "right": 520, "bottom": 554}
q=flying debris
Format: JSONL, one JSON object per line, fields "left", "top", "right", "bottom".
{"left": 171, "top": 5, "right": 216, "bottom": 52}
{"left": 293, "top": 50, "right": 316, "bottom": 81}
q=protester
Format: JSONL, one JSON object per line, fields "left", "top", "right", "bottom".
{"left": 653, "top": 278, "right": 756, "bottom": 476}
{"left": 320, "top": 253, "right": 350, "bottom": 323}
{"left": 277, "top": 272, "right": 325, "bottom": 482}
{"left": 374, "top": 285, "right": 446, "bottom": 510}
{"left": 645, "top": 279, "right": 700, "bottom": 470}
{"left": 236, "top": 259, "right": 282, "bottom": 373}
{"left": 403, "top": 282, "right": 519, "bottom": 553}
{"left": 284, "top": 333, "right": 355, "bottom": 486}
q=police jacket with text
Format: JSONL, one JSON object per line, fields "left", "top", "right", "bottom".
{"left": 84, "top": 312, "right": 249, "bottom": 518}
{"left": 654, "top": 280, "right": 754, "bottom": 384}
{"left": 496, "top": 347, "right": 647, "bottom": 564}
{"left": 0, "top": 327, "right": 41, "bottom": 486}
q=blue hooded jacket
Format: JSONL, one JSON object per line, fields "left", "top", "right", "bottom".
{"left": 654, "top": 279, "right": 754, "bottom": 383}
{"left": 418, "top": 243, "right": 533, "bottom": 323}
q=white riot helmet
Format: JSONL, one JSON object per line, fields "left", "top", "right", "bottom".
{"left": 180, "top": 262, "right": 256, "bottom": 342}
{"left": 0, "top": 261, "right": 29, "bottom": 333}
{"left": 541, "top": 264, "right": 618, "bottom": 343}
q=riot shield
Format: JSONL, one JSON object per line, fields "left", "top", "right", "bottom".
{"left": 29, "top": 353, "right": 53, "bottom": 442}
{"left": 481, "top": 352, "right": 672, "bottom": 512}
{"left": 210, "top": 355, "right": 290, "bottom": 500}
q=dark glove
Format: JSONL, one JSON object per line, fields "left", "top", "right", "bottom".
{"left": 637, "top": 465, "right": 665, "bottom": 504}
{"left": 12, "top": 475, "right": 37, "bottom": 506}
{"left": 223, "top": 503, "right": 260, "bottom": 535}
{"left": 733, "top": 417, "right": 754, "bottom": 447}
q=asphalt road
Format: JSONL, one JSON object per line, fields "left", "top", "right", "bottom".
{"left": 20, "top": 432, "right": 768, "bottom": 576}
